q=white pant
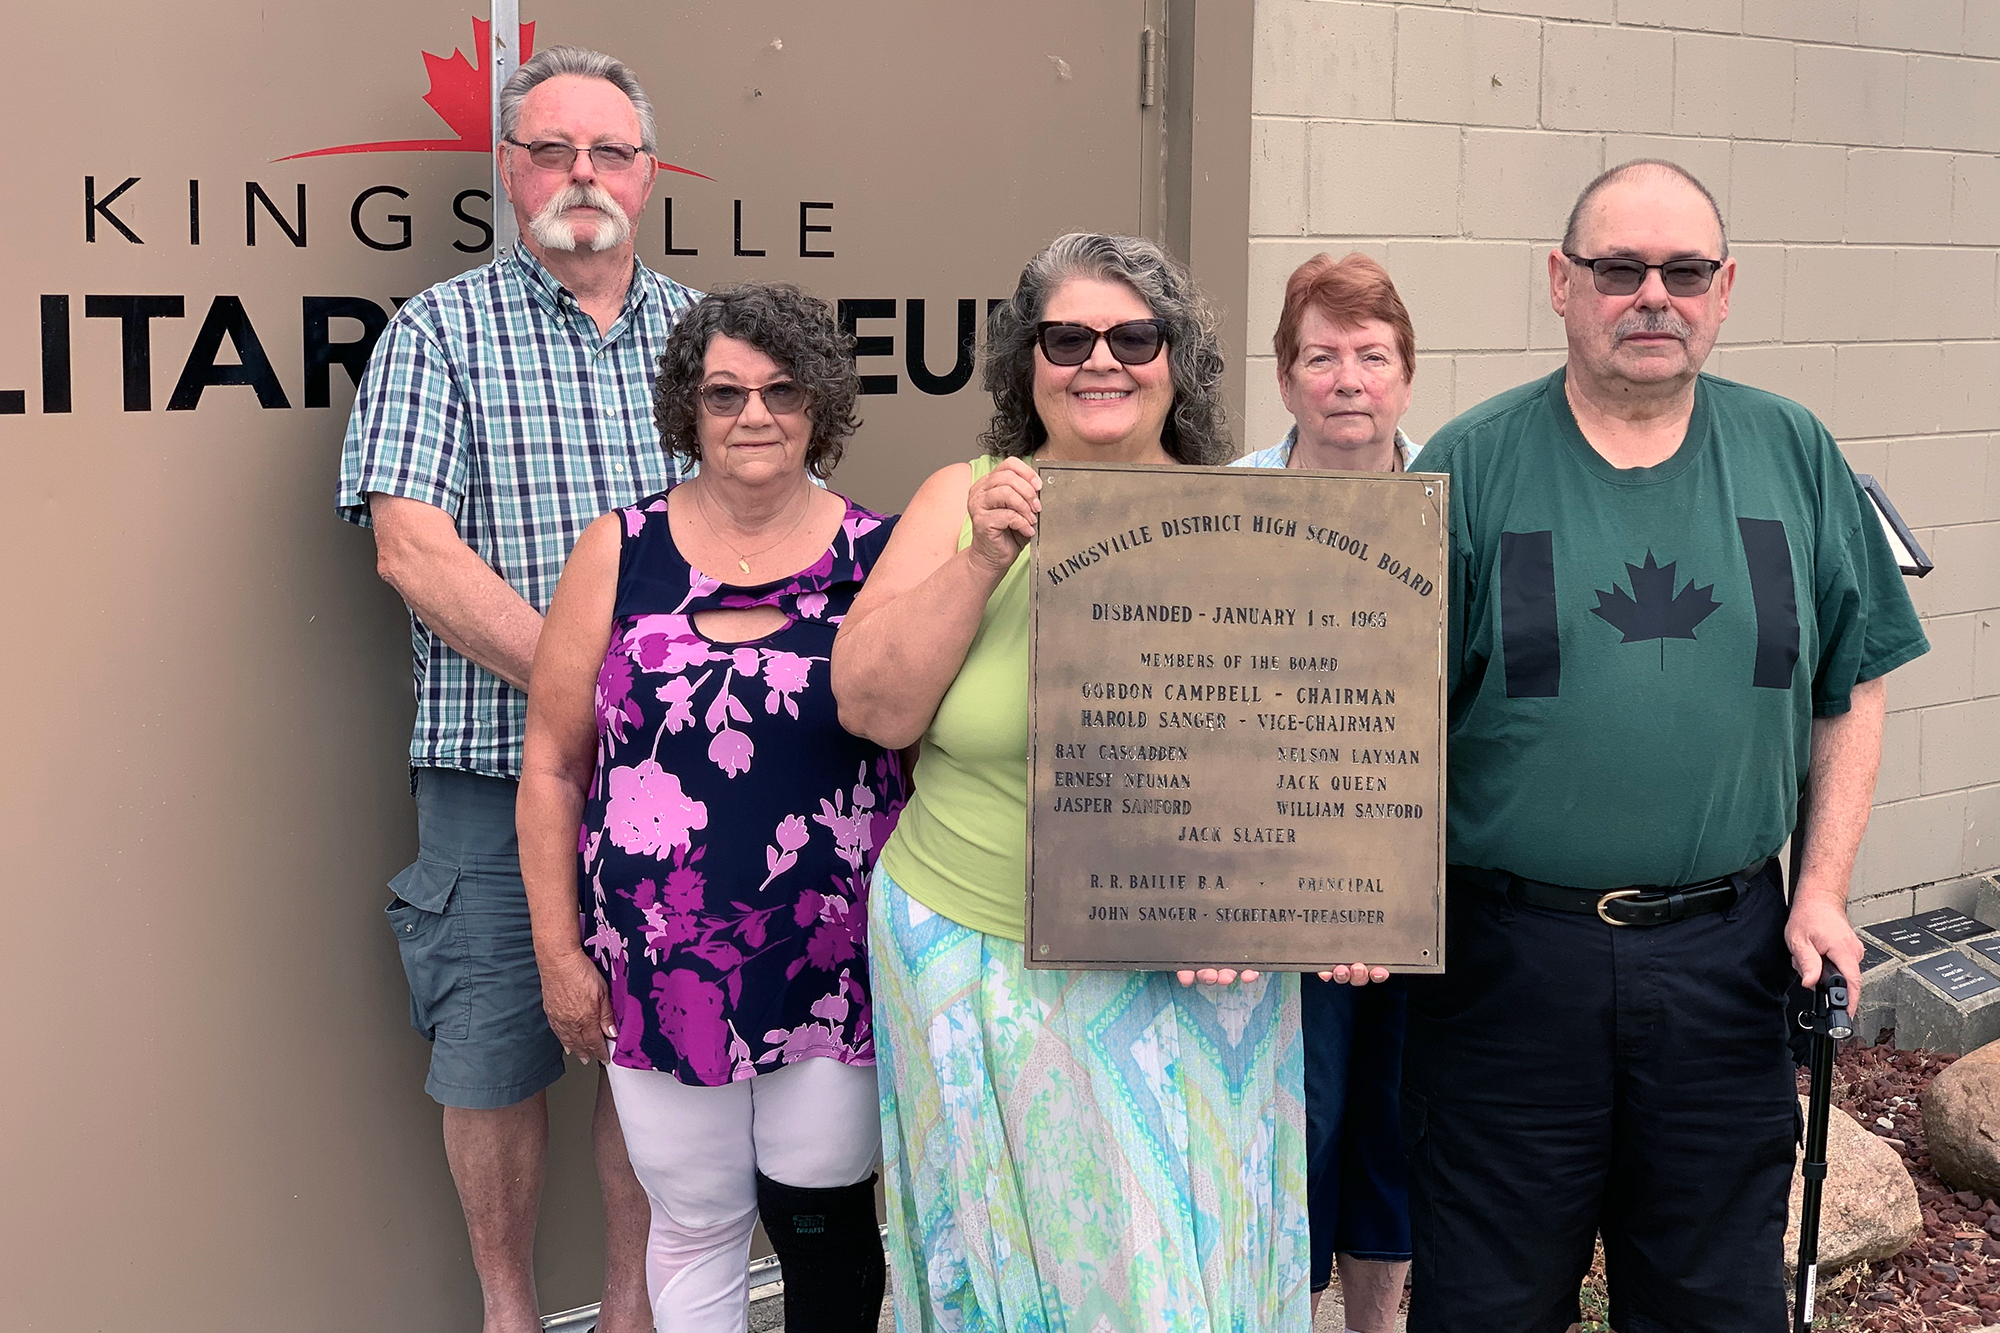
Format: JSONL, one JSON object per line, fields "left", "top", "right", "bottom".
{"left": 605, "top": 1057, "right": 881, "bottom": 1331}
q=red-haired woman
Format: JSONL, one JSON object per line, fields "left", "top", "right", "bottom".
{"left": 1234, "top": 250, "right": 1419, "bottom": 1332}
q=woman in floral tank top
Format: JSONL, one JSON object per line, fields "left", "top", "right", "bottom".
{"left": 520, "top": 284, "right": 905, "bottom": 1333}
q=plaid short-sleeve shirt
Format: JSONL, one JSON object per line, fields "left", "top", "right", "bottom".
{"left": 337, "top": 246, "right": 701, "bottom": 780}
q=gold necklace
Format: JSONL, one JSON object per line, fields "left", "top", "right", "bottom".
{"left": 692, "top": 481, "right": 814, "bottom": 575}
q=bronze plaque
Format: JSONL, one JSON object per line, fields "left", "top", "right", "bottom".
{"left": 1026, "top": 461, "right": 1448, "bottom": 972}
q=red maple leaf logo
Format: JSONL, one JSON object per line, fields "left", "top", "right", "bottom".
{"left": 278, "top": 18, "right": 709, "bottom": 179}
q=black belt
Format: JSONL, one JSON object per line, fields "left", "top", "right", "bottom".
{"left": 1453, "top": 859, "right": 1769, "bottom": 927}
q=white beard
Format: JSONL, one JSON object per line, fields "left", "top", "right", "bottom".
{"left": 528, "top": 182, "right": 633, "bottom": 253}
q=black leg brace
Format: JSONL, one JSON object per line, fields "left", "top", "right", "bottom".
{"left": 755, "top": 1170, "right": 885, "bottom": 1332}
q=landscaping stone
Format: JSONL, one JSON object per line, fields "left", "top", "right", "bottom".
{"left": 1787, "top": 1093, "right": 1925, "bottom": 1276}
{"left": 1926, "top": 1040, "right": 2000, "bottom": 1201}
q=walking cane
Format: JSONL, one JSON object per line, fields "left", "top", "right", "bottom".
{"left": 1793, "top": 964, "right": 1853, "bottom": 1332}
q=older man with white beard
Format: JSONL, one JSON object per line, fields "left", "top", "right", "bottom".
{"left": 336, "top": 46, "right": 699, "bottom": 1333}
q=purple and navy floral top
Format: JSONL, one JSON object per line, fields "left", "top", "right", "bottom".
{"left": 580, "top": 488, "right": 907, "bottom": 1086}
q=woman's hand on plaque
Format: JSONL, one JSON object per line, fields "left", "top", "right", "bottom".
{"left": 1175, "top": 968, "right": 1262, "bottom": 987}
{"left": 1316, "top": 963, "right": 1391, "bottom": 986}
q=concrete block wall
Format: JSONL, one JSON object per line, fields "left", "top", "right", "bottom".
{"left": 1248, "top": 0, "right": 2000, "bottom": 900}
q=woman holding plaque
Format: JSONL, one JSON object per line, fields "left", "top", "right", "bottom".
{"left": 832, "top": 233, "right": 1309, "bottom": 1332}
{"left": 1233, "top": 251, "right": 1417, "bottom": 1333}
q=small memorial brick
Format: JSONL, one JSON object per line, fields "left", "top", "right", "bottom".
{"left": 1864, "top": 916, "right": 1952, "bottom": 960}
{"left": 1971, "top": 936, "right": 2000, "bottom": 968}
{"left": 1915, "top": 907, "right": 1995, "bottom": 943}
{"left": 1895, "top": 950, "right": 2000, "bottom": 1055}
{"left": 1911, "top": 953, "right": 2000, "bottom": 1002}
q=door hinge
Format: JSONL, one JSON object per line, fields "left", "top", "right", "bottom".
{"left": 1140, "top": 26, "right": 1158, "bottom": 107}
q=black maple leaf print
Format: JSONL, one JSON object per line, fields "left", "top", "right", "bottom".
{"left": 1590, "top": 551, "right": 1721, "bottom": 669}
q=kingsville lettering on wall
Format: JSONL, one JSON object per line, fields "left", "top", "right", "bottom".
{"left": 0, "top": 175, "right": 998, "bottom": 416}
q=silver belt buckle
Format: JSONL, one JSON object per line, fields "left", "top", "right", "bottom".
{"left": 1596, "top": 888, "right": 1644, "bottom": 926}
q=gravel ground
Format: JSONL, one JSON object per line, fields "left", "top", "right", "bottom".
{"left": 1808, "top": 1040, "right": 2000, "bottom": 1331}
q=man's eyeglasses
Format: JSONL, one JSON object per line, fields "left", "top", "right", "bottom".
{"left": 697, "top": 381, "right": 809, "bottom": 417}
{"left": 503, "top": 138, "right": 647, "bottom": 172}
{"left": 1035, "top": 319, "right": 1170, "bottom": 367}
{"left": 1563, "top": 254, "right": 1725, "bottom": 297}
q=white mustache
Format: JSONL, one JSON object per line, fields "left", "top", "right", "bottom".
{"left": 528, "top": 182, "right": 633, "bottom": 253}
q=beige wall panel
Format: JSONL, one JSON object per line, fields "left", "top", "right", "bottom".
{"left": 1703, "top": 342, "right": 1837, "bottom": 419}
{"left": 1451, "top": 350, "right": 1567, "bottom": 413}
{"left": 1906, "top": 57, "right": 2000, "bottom": 153}
{"left": 1672, "top": 33, "right": 1796, "bottom": 141}
{"left": 1938, "top": 342, "right": 2000, "bottom": 432}
{"left": 1909, "top": 522, "right": 2000, "bottom": 618}
{"left": 1853, "top": 790, "right": 1970, "bottom": 897}
{"left": 1878, "top": 706, "right": 1925, "bottom": 803}
{"left": 1860, "top": 0, "right": 1977, "bottom": 57}
{"left": 1967, "top": 784, "right": 2000, "bottom": 879}
{"left": 1951, "top": 154, "right": 2000, "bottom": 245}
{"left": 1891, "top": 250, "right": 2000, "bottom": 341}
{"left": 1922, "top": 697, "right": 2000, "bottom": 793}
{"left": 1406, "top": 351, "right": 1459, "bottom": 442}
{"left": 1715, "top": 243, "right": 1786, "bottom": 344}
{"left": 1890, "top": 612, "right": 1981, "bottom": 710}
{"left": 1981, "top": 609, "right": 2000, "bottom": 697}
{"left": 1840, "top": 436, "right": 1892, "bottom": 480}
{"left": 1794, "top": 45, "right": 1909, "bottom": 148}
{"left": 1461, "top": 129, "right": 1602, "bottom": 239}
{"left": 1391, "top": 8, "right": 1543, "bottom": 128}
{"left": 1728, "top": 141, "right": 1848, "bottom": 242}
{"left": 1618, "top": 0, "right": 1745, "bottom": 34}
{"left": 1971, "top": 0, "right": 2000, "bottom": 57}
{"left": 1831, "top": 341, "right": 1946, "bottom": 436}
{"left": 1742, "top": 0, "right": 1860, "bottom": 45}
{"left": 1306, "top": 121, "right": 1463, "bottom": 235}
{"left": 1478, "top": 0, "right": 1614, "bottom": 21}
{"left": 1384, "top": 239, "right": 1531, "bottom": 348}
{"left": 1846, "top": 149, "right": 1958, "bottom": 244}
{"left": 1528, "top": 244, "right": 1568, "bottom": 349}
{"left": 1782, "top": 246, "right": 1898, "bottom": 342}
{"left": 1252, "top": 0, "right": 1397, "bottom": 119}
{"left": 1540, "top": 24, "right": 1676, "bottom": 133}
{"left": 1887, "top": 435, "right": 2000, "bottom": 529}
{"left": 1251, "top": 118, "right": 1310, "bottom": 235}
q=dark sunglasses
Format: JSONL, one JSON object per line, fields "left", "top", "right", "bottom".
{"left": 696, "top": 381, "right": 808, "bottom": 416}
{"left": 1563, "top": 253, "right": 1725, "bottom": 297}
{"left": 1034, "top": 319, "right": 1170, "bottom": 367}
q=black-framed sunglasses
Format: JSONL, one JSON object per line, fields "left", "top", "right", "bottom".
{"left": 1563, "top": 253, "right": 1725, "bottom": 297}
{"left": 503, "top": 138, "right": 646, "bottom": 172}
{"left": 696, "top": 381, "right": 809, "bottom": 417}
{"left": 1034, "top": 319, "right": 1170, "bottom": 367}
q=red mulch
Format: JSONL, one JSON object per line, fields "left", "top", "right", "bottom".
{"left": 1807, "top": 1037, "right": 2000, "bottom": 1330}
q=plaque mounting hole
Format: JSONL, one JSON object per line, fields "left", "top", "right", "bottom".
{"left": 1038, "top": 944, "right": 1049, "bottom": 954}
{"left": 1421, "top": 950, "right": 1430, "bottom": 957}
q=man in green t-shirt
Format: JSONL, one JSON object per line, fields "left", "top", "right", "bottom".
{"left": 1404, "top": 160, "right": 1928, "bottom": 1331}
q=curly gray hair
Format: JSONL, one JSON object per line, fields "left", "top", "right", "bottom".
{"left": 500, "top": 46, "right": 657, "bottom": 153}
{"left": 653, "top": 283, "right": 862, "bottom": 480}
{"left": 980, "top": 233, "right": 1230, "bottom": 465}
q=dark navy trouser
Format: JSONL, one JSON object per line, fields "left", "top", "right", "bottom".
{"left": 1401, "top": 862, "right": 1797, "bottom": 1333}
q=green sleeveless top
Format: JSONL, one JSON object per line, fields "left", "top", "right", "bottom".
{"left": 877, "top": 455, "right": 1033, "bottom": 940}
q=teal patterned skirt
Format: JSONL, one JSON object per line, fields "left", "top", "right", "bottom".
{"left": 869, "top": 866, "right": 1311, "bottom": 1332}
